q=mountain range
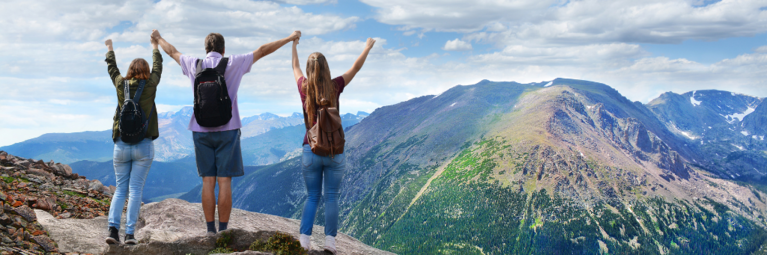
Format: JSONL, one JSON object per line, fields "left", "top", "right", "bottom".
{"left": 0, "top": 107, "right": 368, "bottom": 164}
{"left": 173, "top": 78, "right": 766, "bottom": 254}
{"left": 18, "top": 108, "right": 369, "bottom": 202}
{"left": 4, "top": 78, "right": 767, "bottom": 254}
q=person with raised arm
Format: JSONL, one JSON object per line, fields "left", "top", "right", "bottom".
{"left": 151, "top": 29, "right": 301, "bottom": 234}
{"left": 291, "top": 37, "right": 375, "bottom": 254}
{"left": 103, "top": 35, "right": 163, "bottom": 245}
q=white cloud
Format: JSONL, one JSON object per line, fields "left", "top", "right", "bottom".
{"left": 0, "top": 0, "right": 360, "bottom": 79}
{"left": 2, "top": 0, "right": 767, "bottom": 148}
{"left": 0, "top": 99, "right": 115, "bottom": 146}
{"left": 363, "top": 0, "right": 767, "bottom": 45}
{"left": 274, "top": 0, "right": 337, "bottom": 4}
{"left": 442, "top": 39, "right": 472, "bottom": 51}
{"left": 471, "top": 43, "right": 645, "bottom": 65}
{"left": 361, "top": 0, "right": 552, "bottom": 32}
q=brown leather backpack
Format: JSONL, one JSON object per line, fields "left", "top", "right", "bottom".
{"left": 303, "top": 99, "right": 345, "bottom": 157}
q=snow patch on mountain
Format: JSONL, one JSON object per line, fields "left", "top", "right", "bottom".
{"left": 741, "top": 131, "right": 749, "bottom": 136}
{"left": 723, "top": 107, "right": 756, "bottom": 123}
{"left": 690, "top": 91, "right": 702, "bottom": 106}
{"left": 668, "top": 122, "right": 698, "bottom": 140}
{"left": 680, "top": 131, "right": 697, "bottom": 140}
{"left": 544, "top": 81, "right": 553, "bottom": 87}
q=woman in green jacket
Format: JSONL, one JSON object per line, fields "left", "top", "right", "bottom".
{"left": 103, "top": 36, "right": 162, "bottom": 245}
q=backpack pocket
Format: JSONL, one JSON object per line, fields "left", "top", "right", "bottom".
{"left": 197, "top": 82, "right": 222, "bottom": 119}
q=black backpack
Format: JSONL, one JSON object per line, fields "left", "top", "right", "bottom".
{"left": 118, "top": 80, "right": 154, "bottom": 144}
{"left": 194, "top": 57, "right": 232, "bottom": 127}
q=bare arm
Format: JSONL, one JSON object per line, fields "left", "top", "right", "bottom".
{"left": 341, "top": 38, "right": 375, "bottom": 87}
{"left": 253, "top": 31, "right": 301, "bottom": 64}
{"left": 151, "top": 30, "right": 182, "bottom": 65}
{"left": 291, "top": 39, "right": 304, "bottom": 83}
{"left": 151, "top": 35, "right": 159, "bottom": 50}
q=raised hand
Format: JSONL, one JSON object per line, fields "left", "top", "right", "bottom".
{"left": 105, "top": 39, "right": 113, "bottom": 51}
{"left": 151, "top": 29, "right": 161, "bottom": 40}
{"left": 290, "top": 30, "right": 301, "bottom": 41}
{"left": 365, "top": 38, "right": 376, "bottom": 49}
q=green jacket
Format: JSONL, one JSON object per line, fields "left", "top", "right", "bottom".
{"left": 106, "top": 49, "right": 163, "bottom": 142}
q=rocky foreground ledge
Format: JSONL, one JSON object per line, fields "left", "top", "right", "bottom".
{"left": 0, "top": 151, "right": 113, "bottom": 254}
{"left": 38, "top": 194, "right": 394, "bottom": 255}
{"left": 0, "top": 151, "right": 392, "bottom": 254}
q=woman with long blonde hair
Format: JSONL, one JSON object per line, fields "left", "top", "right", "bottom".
{"left": 291, "top": 37, "right": 375, "bottom": 254}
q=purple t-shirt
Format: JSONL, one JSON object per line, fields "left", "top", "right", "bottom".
{"left": 180, "top": 52, "right": 254, "bottom": 132}
{"left": 298, "top": 76, "right": 345, "bottom": 145}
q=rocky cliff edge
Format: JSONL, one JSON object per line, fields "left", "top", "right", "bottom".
{"left": 38, "top": 198, "right": 394, "bottom": 255}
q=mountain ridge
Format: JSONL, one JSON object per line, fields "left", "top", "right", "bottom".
{"left": 4, "top": 77, "right": 767, "bottom": 254}
{"left": 177, "top": 77, "right": 767, "bottom": 254}
{"left": 1, "top": 108, "right": 369, "bottom": 163}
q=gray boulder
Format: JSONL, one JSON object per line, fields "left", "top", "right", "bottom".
{"left": 36, "top": 198, "right": 394, "bottom": 255}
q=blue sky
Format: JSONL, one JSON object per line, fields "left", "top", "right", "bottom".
{"left": 1, "top": 0, "right": 767, "bottom": 147}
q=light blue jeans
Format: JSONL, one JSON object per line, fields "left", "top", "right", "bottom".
{"left": 300, "top": 144, "right": 346, "bottom": 237}
{"left": 108, "top": 138, "right": 153, "bottom": 234}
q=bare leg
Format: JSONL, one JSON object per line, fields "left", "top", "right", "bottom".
{"left": 217, "top": 177, "right": 232, "bottom": 223}
{"left": 202, "top": 177, "right": 217, "bottom": 222}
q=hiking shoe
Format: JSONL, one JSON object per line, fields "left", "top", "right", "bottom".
{"left": 124, "top": 234, "right": 137, "bottom": 245}
{"left": 299, "top": 234, "right": 311, "bottom": 251}
{"left": 105, "top": 227, "right": 120, "bottom": 244}
{"left": 323, "top": 235, "right": 336, "bottom": 254}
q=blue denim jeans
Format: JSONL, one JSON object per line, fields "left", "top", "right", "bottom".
{"left": 108, "top": 138, "right": 153, "bottom": 234}
{"left": 299, "top": 144, "right": 346, "bottom": 237}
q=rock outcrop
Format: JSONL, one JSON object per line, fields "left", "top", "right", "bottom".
{"left": 0, "top": 151, "right": 113, "bottom": 254}
{"left": 38, "top": 198, "right": 394, "bottom": 255}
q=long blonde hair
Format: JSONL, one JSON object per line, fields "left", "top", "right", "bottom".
{"left": 302, "top": 52, "right": 337, "bottom": 124}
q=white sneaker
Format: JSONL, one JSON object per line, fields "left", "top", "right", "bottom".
{"left": 300, "top": 234, "right": 311, "bottom": 251}
{"left": 324, "top": 235, "right": 337, "bottom": 254}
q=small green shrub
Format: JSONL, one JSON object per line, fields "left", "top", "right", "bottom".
{"left": 62, "top": 190, "right": 86, "bottom": 198}
{"left": 208, "top": 247, "right": 233, "bottom": 254}
{"left": 216, "top": 231, "right": 233, "bottom": 248}
{"left": 249, "top": 232, "right": 307, "bottom": 255}
{"left": 249, "top": 240, "right": 267, "bottom": 251}
{"left": 208, "top": 231, "right": 235, "bottom": 254}
{"left": 56, "top": 201, "right": 68, "bottom": 210}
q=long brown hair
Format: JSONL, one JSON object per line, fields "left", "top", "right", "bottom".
{"left": 302, "top": 52, "right": 337, "bottom": 124}
{"left": 124, "top": 58, "right": 150, "bottom": 80}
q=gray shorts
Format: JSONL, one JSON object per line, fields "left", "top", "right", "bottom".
{"left": 193, "top": 129, "right": 244, "bottom": 177}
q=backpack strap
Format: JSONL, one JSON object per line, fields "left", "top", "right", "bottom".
{"left": 143, "top": 103, "right": 156, "bottom": 128}
{"left": 132, "top": 80, "right": 147, "bottom": 103}
{"left": 123, "top": 80, "right": 131, "bottom": 100}
{"left": 195, "top": 59, "right": 204, "bottom": 76}
{"left": 214, "top": 57, "right": 229, "bottom": 75}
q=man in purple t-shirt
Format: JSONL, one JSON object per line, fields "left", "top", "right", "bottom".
{"left": 152, "top": 29, "right": 300, "bottom": 234}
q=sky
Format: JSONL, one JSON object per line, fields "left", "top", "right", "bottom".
{"left": 1, "top": 0, "right": 767, "bottom": 147}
